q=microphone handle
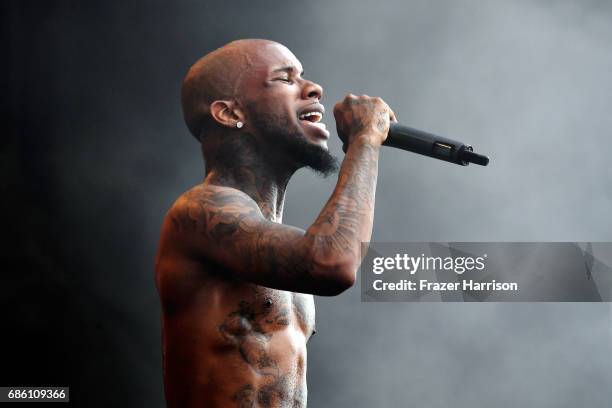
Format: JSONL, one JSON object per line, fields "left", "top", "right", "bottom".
{"left": 384, "top": 123, "right": 489, "bottom": 166}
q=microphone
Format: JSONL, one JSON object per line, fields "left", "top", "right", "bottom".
{"left": 384, "top": 123, "right": 490, "bottom": 166}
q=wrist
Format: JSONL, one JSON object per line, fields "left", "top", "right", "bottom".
{"left": 349, "top": 124, "right": 386, "bottom": 146}
{"left": 348, "top": 134, "right": 383, "bottom": 150}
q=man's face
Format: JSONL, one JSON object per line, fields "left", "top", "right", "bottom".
{"left": 238, "top": 43, "right": 337, "bottom": 175}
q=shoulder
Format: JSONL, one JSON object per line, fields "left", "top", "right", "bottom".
{"left": 167, "top": 184, "right": 264, "bottom": 236}
{"left": 172, "top": 183, "right": 262, "bottom": 216}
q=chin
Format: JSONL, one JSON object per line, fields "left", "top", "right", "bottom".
{"left": 316, "top": 140, "right": 329, "bottom": 150}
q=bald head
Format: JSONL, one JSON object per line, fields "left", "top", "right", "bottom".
{"left": 180, "top": 39, "right": 336, "bottom": 175}
{"left": 181, "top": 39, "right": 286, "bottom": 140}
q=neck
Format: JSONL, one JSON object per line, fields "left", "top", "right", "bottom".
{"left": 202, "top": 131, "right": 298, "bottom": 222}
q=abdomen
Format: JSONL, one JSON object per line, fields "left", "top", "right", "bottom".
{"left": 159, "top": 272, "right": 311, "bottom": 407}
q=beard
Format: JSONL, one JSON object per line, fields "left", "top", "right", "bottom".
{"left": 247, "top": 108, "right": 338, "bottom": 177}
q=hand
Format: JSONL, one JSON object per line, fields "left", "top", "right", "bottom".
{"left": 333, "top": 94, "right": 397, "bottom": 152}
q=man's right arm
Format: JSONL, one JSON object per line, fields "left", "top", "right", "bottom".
{"left": 166, "top": 95, "right": 395, "bottom": 296}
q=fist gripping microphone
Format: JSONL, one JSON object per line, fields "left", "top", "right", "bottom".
{"left": 384, "top": 123, "right": 490, "bottom": 166}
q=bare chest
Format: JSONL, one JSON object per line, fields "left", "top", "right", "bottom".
{"left": 218, "top": 286, "right": 316, "bottom": 342}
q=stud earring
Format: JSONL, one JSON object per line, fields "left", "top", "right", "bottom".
{"left": 236, "top": 121, "right": 244, "bottom": 129}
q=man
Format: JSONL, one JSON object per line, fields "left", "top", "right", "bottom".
{"left": 155, "top": 39, "right": 396, "bottom": 407}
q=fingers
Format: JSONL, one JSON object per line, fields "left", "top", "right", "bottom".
{"left": 334, "top": 93, "right": 396, "bottom": 151}
{"left": 343, "top": 93, "right": 356, "bottom": 103}
{"left": 333, "top": 102, "right": 341, "bottom": 117}
{"left": 389, "top": 107, "right": 398, "bottom": 123}
{"left": 371, "top": 96, "right": 396, "bottom": 123}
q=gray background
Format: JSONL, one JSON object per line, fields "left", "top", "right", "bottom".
{"left": 4, "top": 0, "right": 611, "bottom": 406}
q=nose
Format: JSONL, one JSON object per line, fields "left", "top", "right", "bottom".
{"left": 301, "top": 79, "right": 323, "bottom": 100}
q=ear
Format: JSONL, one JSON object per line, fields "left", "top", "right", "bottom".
{"left": 210, "top": 100, "right": 245, "bottom": 128}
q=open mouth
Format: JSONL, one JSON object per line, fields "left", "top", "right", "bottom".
{"left": 298, "top": 111, "right": 323, "bottom": 123}
{"left": 298, "top": 105, "right": 329, "bottom": 137}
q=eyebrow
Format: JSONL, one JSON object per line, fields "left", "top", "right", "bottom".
{"left": 272, "top": 66, "right": 305, "bottom": 76}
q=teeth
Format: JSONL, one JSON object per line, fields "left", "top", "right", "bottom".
{"left": 299, "top": 111, "right": 323, "bottom": 121}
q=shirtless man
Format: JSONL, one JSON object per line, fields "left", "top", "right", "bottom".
{"left": 155, "top": 39, "right": 396, "bottom": 407}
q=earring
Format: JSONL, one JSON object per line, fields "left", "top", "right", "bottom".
{"left": 236, "top": 121, "right": 244, "bottom": 129}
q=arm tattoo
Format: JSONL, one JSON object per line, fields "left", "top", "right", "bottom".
{"left": 170, "top": 136, "right": 379, "bottom": 285}
{"left": 171, "top": 186, "right": 313, "bottom": 281}
{"left": 307, "top": 141, "right": 379, "bottom": 261}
